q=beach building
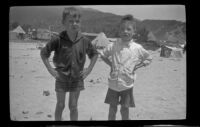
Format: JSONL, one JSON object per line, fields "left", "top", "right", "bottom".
{"left": 9, "top": 25, "right": 26, "bottom": 40}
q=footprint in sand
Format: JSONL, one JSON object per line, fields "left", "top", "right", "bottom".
{"left": 24, "top": 116, "right": 29, "bottom": 119}
{"left": 36, "top": 111, "right": 43, "bottom": 115}
{"left": 89, "top": 79, "right": 94, "bottom": 83}
{"left": 43, "top": 90, "right": 50, "bottom": 96}
{"left": 31, "top": 70, "right": 36, "bottom": 73}
{"left": 47, "top": 114, "right": 52, "bottom": 118}
{"left": 22, "top": 111, "right": 29, "bottom": 114}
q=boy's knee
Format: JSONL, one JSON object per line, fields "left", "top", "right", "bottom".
{"left": 57, "top": 102, "right": 65, "bottom": 109}
{"left": 110, "top": 105, "right": 117, "bottom": 113}
{"left": 68, "top": 103, "right": 77, "bottom": 111}
{"left": 120, "top": 106, "right": 128, "bottom": 113}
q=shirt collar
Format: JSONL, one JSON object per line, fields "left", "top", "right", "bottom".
{"left": 59, "top": 30, "right": 83, "bottom": 43}
{"left": 119, "top": 38, "right": 134, "bottom": 47}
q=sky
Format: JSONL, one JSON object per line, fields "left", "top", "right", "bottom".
{"left": 81, "top": 5, "right": 186, "bottom": 22}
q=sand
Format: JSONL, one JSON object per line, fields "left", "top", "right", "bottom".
{"left": 9, "top": 41, "right": 186, "bottom": 121}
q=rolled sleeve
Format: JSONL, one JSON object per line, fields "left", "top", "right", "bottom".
{"left": 40, "top": 37, "right": 59, "bottom": 58}
{"left": 138, "top": 46, "right": 152, "bottom": 62}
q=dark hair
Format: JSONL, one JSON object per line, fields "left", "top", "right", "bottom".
{"left": 62, "top": 7, "right": 81, "bottom": 24}
{"left": 120, "top": 14, "right": 136, "bottom": 29}
{"left": 121, "top": 14, "right": 134, "bottom": 21}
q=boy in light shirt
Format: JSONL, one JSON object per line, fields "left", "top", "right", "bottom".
{"left": 100, "top": 15, "right": 152, "bottom": 120}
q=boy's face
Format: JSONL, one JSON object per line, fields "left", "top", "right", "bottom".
{"left": 119, "top": 21, "right": 135, "bottom": 42}
{"left": 63, "top": 15, "right": 81, "bottom": 33}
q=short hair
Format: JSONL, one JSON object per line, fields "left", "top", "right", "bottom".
{"left": 62, "top": 7, "right": 81, "bottom": 24}
{"left": 120, "top": 14, "right": 136, "bottom": 29}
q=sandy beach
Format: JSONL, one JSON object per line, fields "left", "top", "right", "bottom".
{"left": 9, "top": 41, "right": 186, "bottom": 121}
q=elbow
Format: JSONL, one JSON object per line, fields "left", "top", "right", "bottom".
{"left": 90, "top": 54, "right": 98, "bottom": 60}
{"left": 40, "top": 50, "right": 45, "bottom": 59}
{"left": 147, "top": 55, "right": 153, "bottom": 62}
{"left": 40, "top": 49, "right": 48, "bottom": 60}
{"left": 40, "top": 50, "right": 43, "bottom": 58}
{"left": 147, "top": 58, "right": 153, "bottom": 64}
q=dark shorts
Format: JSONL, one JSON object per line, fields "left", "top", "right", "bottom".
{"left": 104, "top": 88, "right": 135, "bottom": 108}
{"left": 55, "top": 80, "right": 84, "bottom": 92}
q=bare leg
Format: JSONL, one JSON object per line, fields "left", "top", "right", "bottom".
{"left": 68, "top": 90, "right": 80, "bottom": 121}
{"left": 120, "top": 106, "right": 129, "bottom": 120}
{"left": 108, "top": 104, "right": 117, "bottom": 120}
{"left": 55, "top": 91, "right": 66, "bottom": 121}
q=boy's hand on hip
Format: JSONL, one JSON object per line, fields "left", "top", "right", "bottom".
{"left": 143, "top": 60, "right": 150, "bottom": 66}
{"left": 133, "top": 63, "right": 145, "bottom": 71}
{"left": 48, "top": 68, "right": 59, "bottom": 79}
{"left": 80, "top": 68, "right": 92, "bottom": 79}
{"left": 110, "top": 71, "right": 118, "bottom": 79}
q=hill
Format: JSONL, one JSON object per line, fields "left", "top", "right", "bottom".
{"left": 141, "top": 20, "right": 186, "bottom": 43}
{"left": 9, "top": 6, "right": 186, "bottom": 43}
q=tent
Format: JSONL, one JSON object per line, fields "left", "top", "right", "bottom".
{"left": 91, "top": 32, "right": 111, "bottom": 48}
{"left": 9, "top": 26, "right": 26, "bottom": 40}
{"left": 160, "top": 45, "right": 183, "bottom": 58}
{"left": 147, "top": 31, "right": 157, "bottom": 42}
{"left": 11, "top": 26, "right": 26, "bottom": 34}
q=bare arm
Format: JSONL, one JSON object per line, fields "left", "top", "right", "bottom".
{"left": 100, "top": 55, "right": 115, "bottom": 77}
{"left": 143, "top": 55, "right": 153, "bottom": 66}
{"left": 133, "top": 49, "right": 153, "bottom": 72}
{"left": 87, "top": 54, "right": 98, "bottom": 71}
{"left": 80, "top": 54, "right": 98, "bottom": 79}
{"left": 100, "top": 55, "right": 112, "bottom": 68}
{"left": 40, "top": 36, "right": 60, "bottom": 78}
{"left": 40, "top": 51, "right": 59, "bottom": 78}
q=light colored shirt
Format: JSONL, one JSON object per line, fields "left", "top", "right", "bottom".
{"left": 101, "top": 38, "right": 152, "bottom": 91}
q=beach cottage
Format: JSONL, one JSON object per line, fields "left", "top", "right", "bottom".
{"left": 9, "top": 25, "right": 26, "bottom": 40}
